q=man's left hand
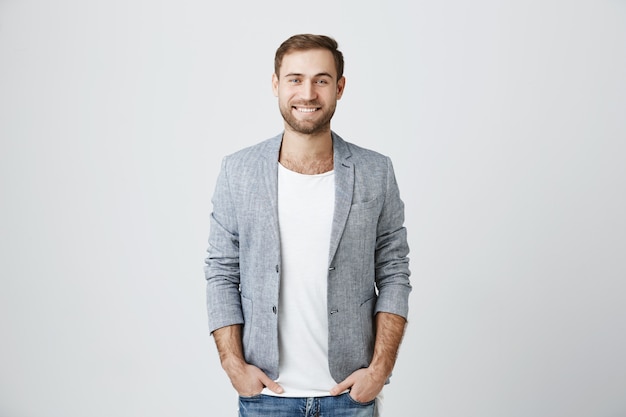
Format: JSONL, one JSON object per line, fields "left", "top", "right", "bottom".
{"left": 329, "top": 367, "right": 385, "bottom": 403}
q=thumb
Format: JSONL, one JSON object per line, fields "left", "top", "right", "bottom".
{"left": 330, "top": 377, "right": 353, "bottom": 396}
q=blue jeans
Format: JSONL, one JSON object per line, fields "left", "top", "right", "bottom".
{"left": 238, "top": 393, "right": 376, "bottom": 417}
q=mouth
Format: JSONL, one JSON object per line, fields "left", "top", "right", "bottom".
{"left": 293, "top": 106, "right": 320, "bottom": 113}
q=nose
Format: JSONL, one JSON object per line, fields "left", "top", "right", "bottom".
{"left": 299, "top": 80, "right": 317, "bottom": 101}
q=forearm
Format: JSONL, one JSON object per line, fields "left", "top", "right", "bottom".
{"left": 213, "top": 324, "right": 246, "bottom": 374}
{"left": 330, "top": 311, "right": 407, "bottom": 400}
{"left": 369, "top": 311, "right": 407, "bottom": 381}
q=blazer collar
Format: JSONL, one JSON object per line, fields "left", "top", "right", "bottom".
{"left": 260, "top": 131, "right": 355, "bottom": 266}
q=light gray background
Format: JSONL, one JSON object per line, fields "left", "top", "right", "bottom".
{"left": 1, "top": 1, "right": 625, "bottom": 416}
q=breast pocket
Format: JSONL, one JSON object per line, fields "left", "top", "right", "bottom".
{"left": 343, "top": 197, "right": 382, "bottom": 257}
{"left": 350, "top": 197, "right": 381, "bottom": 211}
{"left": 348, "top": 197, "right": 382, "bottom": 230}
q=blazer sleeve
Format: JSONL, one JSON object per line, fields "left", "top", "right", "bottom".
{"left": 374, "top": 156, "right": 412, "bottom": 318}
{"left": 204, "top": 156, "right": 245, "bottom": 333}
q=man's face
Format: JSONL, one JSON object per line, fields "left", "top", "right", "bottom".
{"left": 272, "top": 49, "right": 345, "bottom": 136}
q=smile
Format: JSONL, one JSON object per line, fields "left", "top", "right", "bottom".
{"left": 294, "top": 107, "right": 319, "bottom": 113}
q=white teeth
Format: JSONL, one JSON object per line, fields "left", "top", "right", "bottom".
{"left": 297, "top": 107, "right": 317, "bottom": 113}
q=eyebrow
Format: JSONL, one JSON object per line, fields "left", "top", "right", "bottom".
{"left": 284, "top": 72, "right": 334, "bottom": 79}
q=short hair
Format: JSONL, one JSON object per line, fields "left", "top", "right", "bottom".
{"left": 274, "top": 34, "right": 344, "bottom": 80}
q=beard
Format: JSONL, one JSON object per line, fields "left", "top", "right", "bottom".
{"left": 278, "top": 100, "right": 336, "bottom": 135}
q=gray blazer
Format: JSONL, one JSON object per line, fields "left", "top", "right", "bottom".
{"left": 205, "top": 132, "right": 411, "bottom": 383}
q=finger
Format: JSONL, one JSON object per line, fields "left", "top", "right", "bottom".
{"left": 330, "top": 377, "right": 353, "bottom": 396}
{"left": 257, "top": 371, "right": 284, "bottom": 394}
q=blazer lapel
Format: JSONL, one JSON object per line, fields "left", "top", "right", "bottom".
{"left": 329, "top": 132, "right": 354, "bottom": 265}
{"left": 260, "top": 134, "right": 283, "bottom": 246}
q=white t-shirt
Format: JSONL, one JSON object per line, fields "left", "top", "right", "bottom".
{"left": 262, "top": 163, "right": 336, "bottom": 397}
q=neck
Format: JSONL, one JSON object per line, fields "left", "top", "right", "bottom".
{"left": 279, "top": 130, "right": 334, "bottom": 174}
{"left": 280, "top": 128, "right": 333, "bottom": 159}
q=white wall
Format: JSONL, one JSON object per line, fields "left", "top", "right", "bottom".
{"left": 1, "top": 1, "right": 625, "bottom": 416}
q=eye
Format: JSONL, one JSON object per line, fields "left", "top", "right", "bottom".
{"left": 288, "top": 78, "right": 301, "bottom": 84}
{"left": 316, "top": 79, "right": 329, "bottom": 85}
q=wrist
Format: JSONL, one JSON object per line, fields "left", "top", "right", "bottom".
{"left": 221, "top": 355, "right": 247, "bottom": 374}
{"left": 367, "top": 362, "right": 391, "bottom": 383}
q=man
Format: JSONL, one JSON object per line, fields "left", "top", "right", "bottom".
{"left": 205, "top": 34, "right": 411, "bottom": 417}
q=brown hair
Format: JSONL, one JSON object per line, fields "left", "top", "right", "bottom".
{"left": 274, "top": 34, "right": 344, "bottom": 80}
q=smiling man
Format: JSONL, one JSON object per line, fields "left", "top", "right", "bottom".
{"left": 205, "top": 34, "right": 412, "bottom": 417}
{"left": 274, "top": 47, "right": 344, "bottom": 138}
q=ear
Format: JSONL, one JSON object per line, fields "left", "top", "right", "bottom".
{"left": 336, "top": 76, "right": 346, "bottom": 100}
{"left": 272, "top": 73, "right": 279, "bottom": 97}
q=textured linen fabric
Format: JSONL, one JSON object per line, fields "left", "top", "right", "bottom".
{"left": 205, "top": 131, "right": 411, "bottom": 383}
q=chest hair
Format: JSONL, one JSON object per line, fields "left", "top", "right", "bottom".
{"left": 279, "top": 155, "right": 334, "bottom": 175}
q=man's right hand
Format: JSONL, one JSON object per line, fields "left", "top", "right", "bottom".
{"left": 212, "top": 325, "right": 283, "bottom": 396}
{"left": 225, "top": 359, "right": 284, "bottom": 397}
